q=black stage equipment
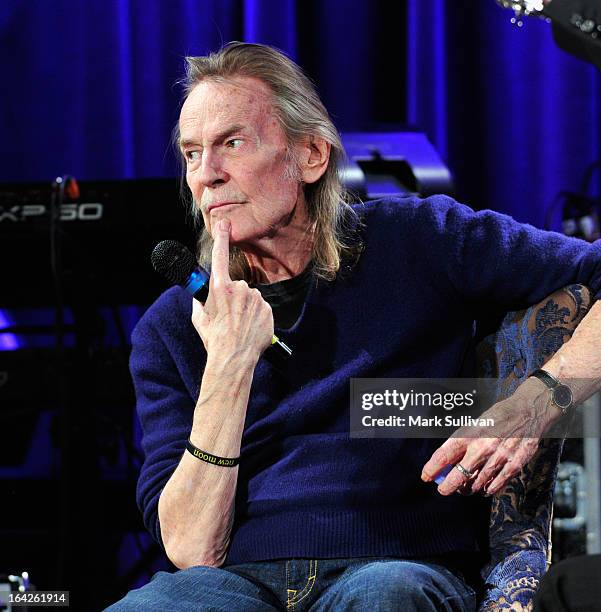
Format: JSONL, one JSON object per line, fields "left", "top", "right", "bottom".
{"left": 0, "top": 178, "right": 196, "bottom": 308}
{"left": 340, "top": 131, "right": 454, "bottom": 199}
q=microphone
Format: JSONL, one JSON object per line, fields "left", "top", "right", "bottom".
{"left": 151, "top": 240, "right": 293, "bottom": 360}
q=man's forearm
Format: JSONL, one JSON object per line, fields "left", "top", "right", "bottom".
{"left": 537, "top": 299, "right": 601, "bottom": 415}
{"left": 157, "top": 350, "right": 257, "bottom": 569}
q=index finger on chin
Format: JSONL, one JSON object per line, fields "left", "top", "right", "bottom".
{"left": 211, "top": 219, "right": 232, "bottom": 285}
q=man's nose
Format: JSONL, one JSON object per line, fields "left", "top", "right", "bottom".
{"left": 197, "top": 150, "right": 228, "bottom": 188}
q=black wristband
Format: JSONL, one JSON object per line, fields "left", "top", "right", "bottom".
{"left": 185, "top": 439, "right": 240, "bottom": 467}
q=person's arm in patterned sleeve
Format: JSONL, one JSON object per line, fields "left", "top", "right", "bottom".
{"left": 411, "top": 195, "right": 601, "bottom": 495}
{"left": 425, "top": 301, "right": 601, "bottom": 495}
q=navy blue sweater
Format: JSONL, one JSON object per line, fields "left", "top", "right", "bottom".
{"left": 131, "top": 196, "right": 601, "bottom": 564}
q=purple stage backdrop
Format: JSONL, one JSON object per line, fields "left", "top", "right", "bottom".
{"left": 0, "top": 0, "right": 599, "bottom": 225}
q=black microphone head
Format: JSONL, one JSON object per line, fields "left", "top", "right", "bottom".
{"left": 151, "top": 240, "right": 198, "bottom": 285}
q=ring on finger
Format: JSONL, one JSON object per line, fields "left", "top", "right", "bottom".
{"left": 455, "top": 463, "right": 475, "bottom": 479}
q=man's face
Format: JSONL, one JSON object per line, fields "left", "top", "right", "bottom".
{"left": 179, "top": 76, "right": 304, "bottom": 246}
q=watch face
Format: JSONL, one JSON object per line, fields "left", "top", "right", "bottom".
{"left": 553, "top": 384, "right": 573, "bottom": 411}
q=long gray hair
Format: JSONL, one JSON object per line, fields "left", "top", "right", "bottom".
{"left": 175, "top": 42, "right": 361, "bottom": 281}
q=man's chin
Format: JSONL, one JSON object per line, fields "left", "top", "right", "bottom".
{"left": 212, "top": 224, "right": 246, "bottom": 247}
{"left": 207, "top": 215, "right": 233, "bottom": 239}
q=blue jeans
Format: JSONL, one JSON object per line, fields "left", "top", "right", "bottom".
{"left": 105, "top": 557, "right": 477, "bottom": 611}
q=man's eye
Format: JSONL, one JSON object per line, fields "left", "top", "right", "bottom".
{"left": 226, "top": 138, "right": 243, "bottom": 148}
{"left": 185, "top": 150, "right": 201, "bottom": 163}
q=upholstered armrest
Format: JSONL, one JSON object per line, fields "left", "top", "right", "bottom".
{"left": 476, "top": 285, "right": 592, "bottom": 611}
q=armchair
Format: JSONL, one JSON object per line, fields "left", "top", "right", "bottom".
{"left": 476, "top": 284, "right": 593, "bottom": 611}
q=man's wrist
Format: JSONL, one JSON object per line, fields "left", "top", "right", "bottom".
{"left": 207, "top": 346, "right": 261, "bottom": 370}
{"left": 529, "top": 369, "right": 574, "bottom": 418}
{"left": 516, "top": 375, "right": 561, "bottom": 422}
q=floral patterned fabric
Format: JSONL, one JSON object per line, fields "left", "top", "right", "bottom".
{"left": 476, "top": 285, "right": 592, "bottom": 611}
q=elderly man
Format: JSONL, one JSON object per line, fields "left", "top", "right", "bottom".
{"left": 107, "top": 42, "right": 601, "bottom": 611}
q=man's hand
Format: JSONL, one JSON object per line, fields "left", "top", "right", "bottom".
{"left": 421, "top": 377, "right": 562, "bottom": 496}
{"left": 191, "top": 219, "right": 274, "bottom": 361}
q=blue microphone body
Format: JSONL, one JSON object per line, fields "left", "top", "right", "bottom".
{"left": 184, "top": 267, "right": 210, "bottom": 302}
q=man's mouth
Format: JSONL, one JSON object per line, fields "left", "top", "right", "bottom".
{"left": 207, "top": 201, "right": 243, "bottom": 213}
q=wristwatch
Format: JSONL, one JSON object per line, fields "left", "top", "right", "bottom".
{"left": 530, "top": 369, "right": 574, "bottom": 416}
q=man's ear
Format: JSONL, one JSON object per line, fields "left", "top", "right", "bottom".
{"left": 298, "top": 136, "right": 331, "bottom": 184}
